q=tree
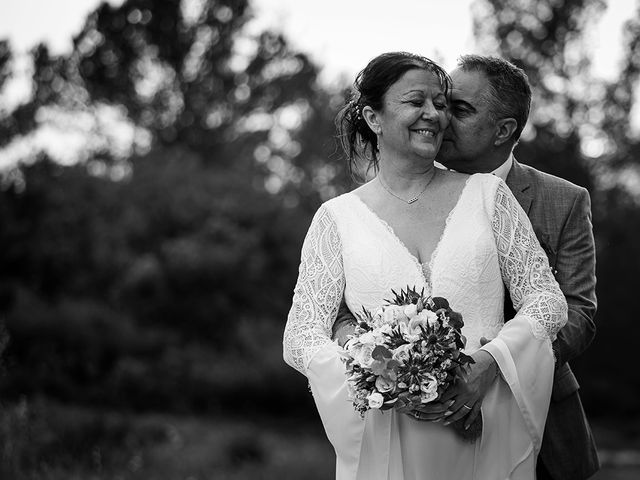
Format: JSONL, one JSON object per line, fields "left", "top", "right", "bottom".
{"left": 0, "top": 0, "right": 342, "bottom": 412}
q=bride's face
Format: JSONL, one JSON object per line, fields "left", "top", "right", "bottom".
{"left": 365, "top": 69, "right": 450, "bottom": 164}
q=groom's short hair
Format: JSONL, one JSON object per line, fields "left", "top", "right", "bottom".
{"left": 457, "top": 55, "right": 531, "bottom": 143}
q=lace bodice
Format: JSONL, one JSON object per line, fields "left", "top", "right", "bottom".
{"left": 283, "top": 174, "right": 567, "bottom": 375}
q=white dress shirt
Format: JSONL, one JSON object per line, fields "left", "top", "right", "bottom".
{"left": 491, "top": 154, "right": 514, "bottom": 181}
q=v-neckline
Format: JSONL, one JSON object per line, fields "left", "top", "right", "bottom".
{"left": 348, "top": 175, "right": 473, "bottom": 285}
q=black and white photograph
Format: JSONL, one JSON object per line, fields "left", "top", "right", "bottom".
{"left": 0, "top": 0, "right": 638, "bottom": 479}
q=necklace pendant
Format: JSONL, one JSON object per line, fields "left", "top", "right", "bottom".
{"left": 377, "top": 170, "right": 436, "bottom": 205}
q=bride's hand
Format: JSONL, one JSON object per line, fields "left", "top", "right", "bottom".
{"left": 438, "top": 350, "right": 499, "bottom": 429}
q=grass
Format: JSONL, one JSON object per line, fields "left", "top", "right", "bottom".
{"left": 591, "top": 420, "right": 640, "bottom": 480}
{"left": 1, "top": 398, "right": 639, "bottom": 479}
{"left": 0, "top": 398, "right": 335, "bottom": 480}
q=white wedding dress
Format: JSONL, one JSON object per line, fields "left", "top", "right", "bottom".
{"left": 283, "top": 174, "right": 567, "bottom": 480}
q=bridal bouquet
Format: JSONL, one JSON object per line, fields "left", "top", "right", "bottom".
{"left": 340, "top": 287, "right": 478, "bottom": 437}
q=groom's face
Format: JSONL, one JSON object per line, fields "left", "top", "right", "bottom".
{"left": 436, "top": 69, "right": 501, "bottom": 173}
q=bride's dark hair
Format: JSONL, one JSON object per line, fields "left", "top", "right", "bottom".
{"left": 335, "top": 52, "right": 451, "bottom": 181}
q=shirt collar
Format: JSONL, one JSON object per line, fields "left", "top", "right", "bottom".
{"left": 491, "top": 154, "right": 514, "bottom": 181}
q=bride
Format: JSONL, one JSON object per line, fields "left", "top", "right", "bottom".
{"left": 282, "top": 52, "right": 567, "bottom": 480}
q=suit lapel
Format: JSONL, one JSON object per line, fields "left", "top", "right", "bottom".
{"left": 505, "top": 158, "right": 533, "bottom": 215}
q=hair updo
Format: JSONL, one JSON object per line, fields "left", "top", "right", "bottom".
{"left": 335, "top": 52, "right": 451, "bottom": 180}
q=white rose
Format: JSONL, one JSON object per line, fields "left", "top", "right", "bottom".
{"left": 408, "top": 316, "right": 428, "bottom": 333}
{"left": 392, "top": 343, "right": 412, "bottom": 363}
{"left": 415, "top": 309, "right": 438, "bottom": 326}
{"left": 375, "top": 376, "right": 395, "bottom": 393}
{"left": 421, "top": 389, "right": 438, "bottom": 404}
{"left": 403, "top": 304, "right": 418, "bottom": 319}
{"left": 373, "top": 332, "right": 388, "bottom": 344}
{"left": 354, "top": 344, "right": 375, "bottom": 368}
{"left": 358, "top": 331, "right": 376, "bottom": 345}
{"left": 381, "top": 306, "right": 397, "bottom": 325}
{"left": 420, "top": 374, "right": 439, "bottom": 403}
{"left": 367, "top": 392, "right": 384, "bottom": 409}
{"left": 378, "top": 324, "right": 393, "bottom": 336}
{"left": 425, "top": 310, "right": 439, "bottom": 327}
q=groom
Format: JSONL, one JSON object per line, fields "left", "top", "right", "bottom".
{"left": 435, "top": 55, "right": 599, "bottom": 480}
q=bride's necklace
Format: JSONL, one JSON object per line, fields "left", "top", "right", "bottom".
{"left": 377, "top": 170, "right": 436, "bottom": 204}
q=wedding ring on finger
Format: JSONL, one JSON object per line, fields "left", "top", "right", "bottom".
{"left": 461, "top": 404, "right": 472, "bottom": 411}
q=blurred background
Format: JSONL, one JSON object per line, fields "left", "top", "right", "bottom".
{"left": 0, "top": 0, "right": 639, "bottom": 478}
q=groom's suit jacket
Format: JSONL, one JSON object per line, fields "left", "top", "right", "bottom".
{"left": 505, "top": 159, "right": 599, "bottom": 480}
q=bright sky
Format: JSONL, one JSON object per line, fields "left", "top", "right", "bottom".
{"left": 248, "top": 0, "right": 637, "bottom": 85}
{"left": 0, "top": 0, "right": 122, "bottom": 53}
{"left": 0, "top": 0, "right": 635, "bottom": 84}
{"left": 248, "top": 0, "right": 477, "bottom": 85}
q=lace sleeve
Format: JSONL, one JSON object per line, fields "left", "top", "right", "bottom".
{"left": 492, "top": 181, "right": 568, "bottom": 340}
{"left": 283, "top": 204, "right": 345, "bottom": 375}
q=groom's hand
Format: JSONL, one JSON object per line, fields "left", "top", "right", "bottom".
{"left": 332, "top": 298, "right": 358, "bottom": 347}
{"left": 334, "top": 322, "right": 356, "bottom": 348}
{"left": 440, "top": 350, "right": 499, "bottom": 429}
{"left": 406, "top": 399, "right": 455, "bottom": 421}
